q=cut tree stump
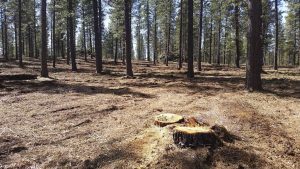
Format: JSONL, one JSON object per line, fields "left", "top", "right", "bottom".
{"left": 173, "top": 126, "right": 223, "bottom": 148}
{"left": 154, "top": 113, "right": 184, "bottom": 127}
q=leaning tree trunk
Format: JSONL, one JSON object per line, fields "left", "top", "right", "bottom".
{"left": 246, "top": 0, "right": 263, "bottom": 91}
{"left": 41, "top": 0, "right": 49, "bottom": 77}
{"left": 124, "top": 0, "right": 133, "bottom": 77}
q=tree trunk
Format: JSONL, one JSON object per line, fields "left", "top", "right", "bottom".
{"left": 209, "top": 16, "right": 213, "bottom": 64}
{"left": 187, "top": 0, "right": 194, "bottom": 78}
{"left": 41, "top": 0, "right": 49, "bottom": 77}
{"left": 246, "top": 0, "right": 263, "bottom": 91}
{"left": 3, "top": 7, "right": 8, "bottom": 61}
{"left": 223, "top": 16, "right": 228, "bottom": 65}
{"left": 146, "top": 0, "right": 150, "bottom": 62}
{"left": 114, "top": 38, "right": 118, "bottom": 64}
{"left": 153, "top": 0, "right": 157, "bottom": 65}
{"left": 66, "top": 28, "right": 70, "bottom": 65}
{"left": 18, "top": 0, "right": 23, "bottom": 67}
{"left": 178, "top": 0, "right": 183, "bottom": 69}
{"left": 166, "top": 1, "right": 172, "bottom": 66}
{"left": 53, "top": 0, "right": 56, "bottom": 68}
{"left": 1, "top": 9, "right": 5, "bottom": 60}
{"left": 198, "top": 0, "right": 203, "bottom": 71}
{"left": 93, "top": 0, "right": 102, "bottom": 73}
{"left": 89, "top": 28, "right": 93, "bottom": 57}
{"left": 34, "top": 0, "right": 39, "bottom": 58}
{"left": 124, "top": 0, "right": 133, "bottom": 77}
{"left": 14, "top": 15, "right": 18, "bottom": 60}
{"left": 274, "top": 0, "right": 279, "bottom": 70}
{"left": 217, "top": 2, "right": 222, "bottom": 65}
{"left": 68, "top": 0, "right": 77, "bottom": 71}
{"left": 82, "top": 5, "right": 87, "bottom": 62}
{"left": 235, "top": 0, "right": 241, "bottom": 68}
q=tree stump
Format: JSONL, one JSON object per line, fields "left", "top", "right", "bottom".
{"left": 154, "top": 113, "right": 184, "bottom": 127}
{"left": 173, "top": 126, "right": 223, "bottom": 148}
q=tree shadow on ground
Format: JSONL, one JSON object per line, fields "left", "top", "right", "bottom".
{"left": 82, "top": 147, "right": 137, "bottom": 169}
{"left": 3, "top": 80, "right": 154, "bottom": 99}
{"left": 157, "top": 145, "right": 271, "bottom": 169}
{"left": 130, "top": 72, "right": 300, "bottom": 99}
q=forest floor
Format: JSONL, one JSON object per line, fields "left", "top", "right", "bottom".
{"left": 0, "top": 59, "right": 299, "bottom": 169}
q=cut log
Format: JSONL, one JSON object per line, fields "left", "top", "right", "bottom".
{"left": 173, "top": 126, "right": 223, "bottom": 148}
{"left": 154, "top": 113, "right": 184, "bottom": 127}
{"left": 0, "top": 74, "right": 38, "bottom": 81}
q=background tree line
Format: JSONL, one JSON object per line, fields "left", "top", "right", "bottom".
{"left": 0, "top": 0, "right": 299, "bottom": 89}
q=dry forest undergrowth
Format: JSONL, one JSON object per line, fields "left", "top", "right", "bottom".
{"left": 0, "top": 59, "right": 299, "bottom": 169}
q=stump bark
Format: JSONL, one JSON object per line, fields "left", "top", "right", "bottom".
{"left": 154, "top": 113, "right": 184, "bottom": 127}
{"left": 173, "top": 126, "right": 223, "bottom": 148}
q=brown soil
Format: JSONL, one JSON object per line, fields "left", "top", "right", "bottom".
{"left": 0, "top": 59, "right": 299, "bottom": 169}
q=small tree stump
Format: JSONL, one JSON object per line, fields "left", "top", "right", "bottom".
{"left": 154, "top": 113, "right": 184, "bottom": 127}
{"left": 173, "top": 126, "right": 223, "bottom": 148}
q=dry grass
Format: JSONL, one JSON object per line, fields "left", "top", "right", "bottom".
{"left": 0, "top": 59, "right": 299, "bottom": 169}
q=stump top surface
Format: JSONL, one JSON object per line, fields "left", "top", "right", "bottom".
{"left": 174, "top": 126, "right": 212, "bottom": 134}
{"left": 154, "top": 113, "right": 184, "bottom": 126}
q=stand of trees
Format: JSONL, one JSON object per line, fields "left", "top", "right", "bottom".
{"left": 0, "top": 0, "right": 299, "bottom": 90}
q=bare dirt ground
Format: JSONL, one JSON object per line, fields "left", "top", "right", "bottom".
{"left": 0, "top": 59, "right": 299, "bottom": 169}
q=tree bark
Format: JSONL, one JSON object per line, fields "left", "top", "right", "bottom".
{"left": 3, "top": 6, "right": 8, "bottom": 61}
{"left": 178, "top": 0, "right": 183, "bottom": 69}
{"left": 52, "top": 0, "right": 56, "bottom": 68}
{"left": 198, "top": 0, "right": 203, "bottom": 71}
{"left": 235, "top": 0, "right": 241, "bottom": 68}
{"left": 82, "top": 5, "right": 87, "bottom": 62}
{"left": 18, "top": 0, "right": 23, "bottom": 67}
{"left": 41, "top": 0, "right": 49, "bottom": 77}
{"left": 34, "top": 0, "right": 39, "bottom": 58}
{"left": 93, "top": 0, "right": 102, "bottom": 73}
{"left": 274, "top": 0, "right": 278, "bottom": 70}
{"left": 124, "top": 0, "right": 133, "bottom": 77}
{"left": 153, "top": 0, "right": 157, "bottom": 65}
{"left": 209, "top": 16, "right": 213, "bottom": 64}
{"left": 68, "top": 0, "right": 77, "bottom": 71}
{"left": 114, "top": 38, "right": 118, "bottom": 64}
{"left": 14, "top": 15, "right": 18, "bottom": 60}
{"left": 146, "top": 0, "right": 150, "bottom": 62}
{"left": 246, "top": 0, "right": 263, "bottom": 91}
{"left": 217, "top": 2, "right": 222, "bottom": 65}
{"left": 187, "top": 0, "right": 194, "bottom": 78}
